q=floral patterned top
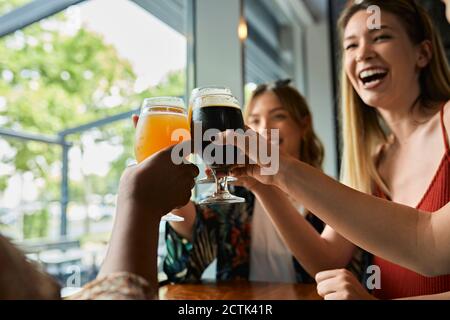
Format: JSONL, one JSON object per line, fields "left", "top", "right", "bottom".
{"left": 163, "top": 187, "right": 329, "bottom": 283}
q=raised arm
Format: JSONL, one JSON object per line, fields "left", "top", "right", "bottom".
{"left": 168, "top": 202, "right": 196, "bottom": 242}
{"left": 218, "top": 129, "right": 450, "bottom": 276}
{"left": 132, "top": 113, "right": 197, "bottom": 243}
{"left": 98, "top": 143, "right": 198, "bottom": 297}
{"left": 270, "top": 156, "right": 450, "bottom": 277}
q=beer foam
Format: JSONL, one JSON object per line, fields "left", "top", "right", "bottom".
{"left": 142, "top": 111, "right": 187, "bottom": 117}
{"left": 194, "top": 95, "right": 241, "bottom": 109}
{"left": 189, "top": 87, "right": 232, "bottom": 104}
{"left": 141, "top": 108, "right": 187, "bottom": 117}
{"left": 142, "top": 97, "right": 185, "bottom": 110}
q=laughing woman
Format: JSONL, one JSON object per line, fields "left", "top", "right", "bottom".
{"left": 220, "top": 0, "right": 450, "bottom": 299}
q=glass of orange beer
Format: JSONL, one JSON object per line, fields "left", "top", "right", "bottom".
{"left": 134, "top": 97, "right": 190, "bottom": 222}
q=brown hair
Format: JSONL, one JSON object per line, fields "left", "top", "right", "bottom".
{"left": 245, "top": 81, "right": 324, "bottom": 169}
{"left": 338, "top": 0, "right": 450, "bottom": 193}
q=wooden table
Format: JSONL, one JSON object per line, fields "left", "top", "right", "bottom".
{"left": 159, "top": 280, "right": 321, "bottom": 300}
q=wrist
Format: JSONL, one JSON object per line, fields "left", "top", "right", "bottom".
{"left": 117, "top": 199, "right": 164, "bottom": 227}
{"left": 274, "top": 155, "right": 297, "bottom": 191}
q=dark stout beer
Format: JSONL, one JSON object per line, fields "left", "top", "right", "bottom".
{"left": 191, "top": 94, "right": 245, "bottom": 174}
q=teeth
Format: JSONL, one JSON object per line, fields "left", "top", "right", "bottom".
{"left": 359, "top": 68, "right": 387, "bottom": 80}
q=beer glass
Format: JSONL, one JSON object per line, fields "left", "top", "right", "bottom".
{"left": 191, "top": 93, "right": 245, "bottom": 204}
{"left": 188, "top": 87, "right": 237, "bottom": 185}
{"left": 135, "top": 97, "right": 190, "bottom": 221}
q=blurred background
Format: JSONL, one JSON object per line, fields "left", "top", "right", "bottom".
{"left": 0, "top": 0, "right": 448, "bottom": 294}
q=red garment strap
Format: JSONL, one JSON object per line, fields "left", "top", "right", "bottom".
{"left": 440, "top": 102, "right": 450, "bottom": 153}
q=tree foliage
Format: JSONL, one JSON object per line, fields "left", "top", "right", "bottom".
{"left": 0, "top": 0, "right": 185, "bottom": 237}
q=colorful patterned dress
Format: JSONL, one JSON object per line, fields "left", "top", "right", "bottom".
{"left": 164, "top": 186, "right": 335, "bottom": 283}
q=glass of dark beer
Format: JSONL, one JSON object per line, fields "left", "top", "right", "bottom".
{"left": 189, "top": 86, "right": 236, "bottom": 185}
{"left": 191, "top": 93, "right": 246, "bottom": 204}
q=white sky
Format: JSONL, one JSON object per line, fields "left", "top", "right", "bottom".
{"left": 78, "top": 0, "right": 187, "bottom": 89}
{"left": 68, "top": 0, "right": 187, "bottom": 180}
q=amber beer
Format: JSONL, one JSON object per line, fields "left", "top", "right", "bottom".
{"left": 135, "top": 97, "right": 189, "bottom": 163}
{"left": 191, "top": 94, "right": 245, "bottom": 174}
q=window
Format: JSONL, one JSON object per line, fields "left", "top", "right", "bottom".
{"left": 0, "top": 0, "right": 190, "bottom": 290}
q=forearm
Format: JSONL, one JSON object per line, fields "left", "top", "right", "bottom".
{"left": 274, "top": 157, "right": 430, "bottom": 275}
{"left": 168, "top": 201, "right": 196, "bottom": 242}
{"left": 253, "top": 185, "right": 352, "bottom": 276}
{"left": 98, "top": 203, "right": 160, "bottom": 297}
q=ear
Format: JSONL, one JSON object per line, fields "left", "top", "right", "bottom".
{"left": 416, "top": 40, "right": 433, "bottom": 69}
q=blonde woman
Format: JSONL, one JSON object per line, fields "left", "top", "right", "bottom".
{"left": 219, "top": 0, "right": 450, "bottom": 299}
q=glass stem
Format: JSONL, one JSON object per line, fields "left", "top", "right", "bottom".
{"left": 213, "top": 170, "right": 229, "bottom": 195}
{"left": 218, "top": 176, "right": 228, "bottom": 193}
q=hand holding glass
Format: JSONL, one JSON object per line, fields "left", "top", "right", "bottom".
{"left": 134, "top": 97, "right": 190, "bottom": 221}
{"left": 191, "top": 93, "right": 246, "bottom": 204}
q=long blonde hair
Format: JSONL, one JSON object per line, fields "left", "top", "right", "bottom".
{"left": 245, "top": 81, "right": 324, "bottom": 169}
{"left": 339, "top": 0, "right": 450, "bottom": 193}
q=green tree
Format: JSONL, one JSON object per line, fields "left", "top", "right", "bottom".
{"left": 0, "top": 1, "right": 185, "bottom": 238}
{"left": 23, "top": 208, "right": 49, "bottom": 239}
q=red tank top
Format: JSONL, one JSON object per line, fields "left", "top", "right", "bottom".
{"left": 373, "top": 103, "right": 450, "bottom": 299}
